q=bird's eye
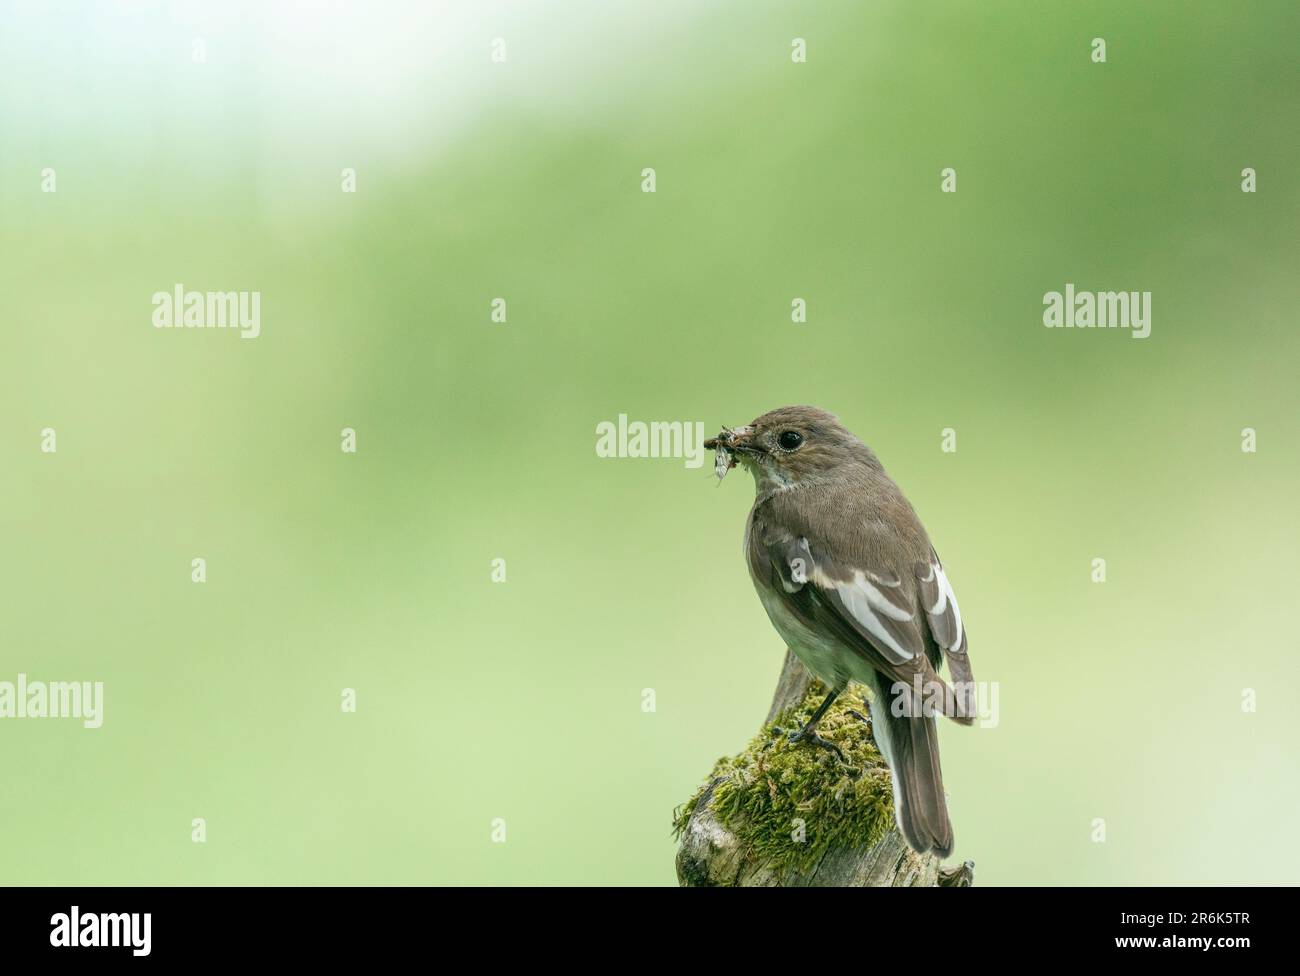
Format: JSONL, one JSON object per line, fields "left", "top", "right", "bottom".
{"left": 778, "top": 430, "right": 804, "bottom": 450}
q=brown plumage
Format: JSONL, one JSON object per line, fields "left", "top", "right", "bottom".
{"left": 706, "top": 405, "right": 975, "bottom": 858}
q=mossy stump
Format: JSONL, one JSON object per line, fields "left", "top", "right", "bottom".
{"left": 674, "top": 649, "right": 975, "bottom": 887}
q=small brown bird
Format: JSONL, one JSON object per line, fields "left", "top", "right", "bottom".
{"left": 705, "top": 405, "right": 975, "bottom": 857}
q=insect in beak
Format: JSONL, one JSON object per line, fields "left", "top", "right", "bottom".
{"left": 705, "top": 425, "right": 763, "bottom": 482}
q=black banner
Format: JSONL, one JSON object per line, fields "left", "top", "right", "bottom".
{"left": 0, "top": 886, "right": 1279, "bottom": 962}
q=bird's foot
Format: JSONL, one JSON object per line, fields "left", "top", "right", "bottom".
{"left": 787, "top": 726, "right": 846, "bottom": 763}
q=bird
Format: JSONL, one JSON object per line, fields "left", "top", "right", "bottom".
{"left": 704, "top": 405, "right": 975, "bottom": 858}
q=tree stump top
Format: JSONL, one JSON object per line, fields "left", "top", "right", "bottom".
{"left": 674, "top": 650, "right": 975, "bottom": 887}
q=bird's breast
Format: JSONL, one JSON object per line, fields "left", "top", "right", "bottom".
{"left": 751, "top": 578, "right": 862, "bottom": 690}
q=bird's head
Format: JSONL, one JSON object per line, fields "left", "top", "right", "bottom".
{"left": 705, "top": 405, "right": 876, "bottom": 492}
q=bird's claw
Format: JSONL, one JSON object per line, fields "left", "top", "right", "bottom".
{"left": 787, "top": 727, "right": 846, "bottom": 763}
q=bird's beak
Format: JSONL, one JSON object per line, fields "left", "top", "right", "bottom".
{"left": 705, "top": 425, "right": 764, "bottom": 455}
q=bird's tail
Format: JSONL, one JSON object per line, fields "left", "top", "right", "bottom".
{"left": 869, "top": 671, "right": 954, "bottom": 858}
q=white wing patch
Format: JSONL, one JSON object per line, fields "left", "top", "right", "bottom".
{"left": 832, "top": 571, "right": 915, "bottom": 663}
{"left": 919, "top": 559, "right": 965, "bottom": 653}
{"left": 865, "top": 569, "right": 901, "bottom": 588}
{"left": 932, "top": 564, "right": 963, "bottom": 649}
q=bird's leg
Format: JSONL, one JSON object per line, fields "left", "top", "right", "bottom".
{"left": 795, "top": 687, "right": 840, "bottom": 732}
{"left": 786, "top": 687, "right": 846, "bottom": 762}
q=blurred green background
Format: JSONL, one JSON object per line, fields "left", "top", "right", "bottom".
{"left": 2, "top": 0, "right": 1297, "bottom": 885}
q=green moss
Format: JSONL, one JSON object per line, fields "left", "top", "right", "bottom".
{"left": 673, "top": 682, "right": 894, "bottom": 875}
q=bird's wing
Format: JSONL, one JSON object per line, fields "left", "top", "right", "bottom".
{"left": 915, "top": 549, "right": 974, "bottom": 691}
{"left": 749, "top": 519, "right": 974, "bottom": 724}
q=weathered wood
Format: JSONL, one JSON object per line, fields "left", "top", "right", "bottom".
{"left": 676, "top": 649, "right": 975, "bottom": 887}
